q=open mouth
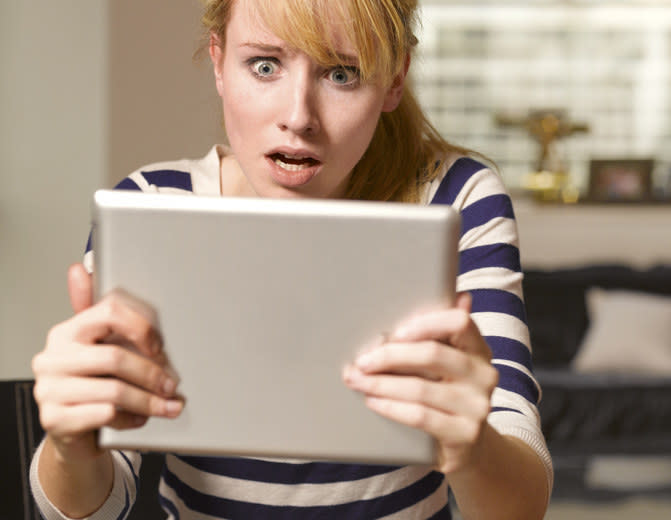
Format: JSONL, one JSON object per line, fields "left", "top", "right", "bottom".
{"left": 270, "top": 153, "right": 320, "bottom": 172}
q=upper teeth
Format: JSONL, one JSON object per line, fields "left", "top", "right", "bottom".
{"left": 275, "top": 157, "right": 310, "bottom": 171}
{"left": 274, "top": 154, "right": 314, "bottom": 171}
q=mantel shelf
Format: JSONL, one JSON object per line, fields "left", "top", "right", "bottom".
{"left": 512, "top": 197, "right": 671, "bottom": 268}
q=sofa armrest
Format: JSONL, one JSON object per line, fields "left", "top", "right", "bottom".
{"left": 0, "top": 380, "right": 43, "bottom": 520}
{"left": 1, "top": 380, "right": 167, "bottom": 519}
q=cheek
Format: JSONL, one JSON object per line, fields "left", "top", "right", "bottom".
{"left": 334, "top": 102, "right": 383, "bottom": 159}
{"left": 220, "top": 83, "right": 263, "bottom": 146}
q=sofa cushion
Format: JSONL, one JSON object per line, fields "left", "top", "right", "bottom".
{"left": 523, "top": 264, "right": 671, "bottom": 367}
{"left": 572, "top": 288, "right": 671, "bottom": 375}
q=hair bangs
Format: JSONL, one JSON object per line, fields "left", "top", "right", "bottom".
{"left": 252, "top": 0, "right": 413, "bottom": 84}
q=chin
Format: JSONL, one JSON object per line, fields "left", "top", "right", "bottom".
{"left": 256, "top": 184, "right": 313, "bottom": 200}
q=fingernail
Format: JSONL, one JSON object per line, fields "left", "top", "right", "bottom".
{"left": 355, "top": 352, "right": 374, "bottom": 370}
{"left": 343, "top": 364, "right": 361, "bottom": 381}
{"left": 164, "top": 399, "right": 183, "bottom": 416}
{"left": 162, "top": 377, "right": 177, "bottom": 396}
{"left": 151, "top": 337, "right": 162, "bottom": 355}
{"left": 392, "top": 323, "right": 412, "bottom": 340}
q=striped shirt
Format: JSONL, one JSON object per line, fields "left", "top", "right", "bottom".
{"left": 31, "top": 145, "right": 552, "bottom": 519}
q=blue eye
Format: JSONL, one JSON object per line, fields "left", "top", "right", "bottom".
{"left": 329, "top": 66, "right": 359, "bottom": 86}
{"left": 251, "top": 59, "right": 277, "bottom": 77}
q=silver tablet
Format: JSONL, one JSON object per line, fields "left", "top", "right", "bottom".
{"left": 93, "top": 190, "right": 460, "bottom": 465}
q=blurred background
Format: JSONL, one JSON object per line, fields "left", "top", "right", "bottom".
{"left": 416, "top": 2, "right": 671, "bottom": 197}
{"left": 1, "top": 1, "right": 670, "bottom": 518}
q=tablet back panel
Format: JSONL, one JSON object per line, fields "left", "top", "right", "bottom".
{"left": 94, "top": 190, "right": 460, "bottom": 465}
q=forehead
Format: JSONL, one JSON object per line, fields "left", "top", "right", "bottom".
{"left": 227, "top": 0, "right": 359, "bottom": 61}
{"left": 226, "top": 0, "right": 278, "bottom": 44}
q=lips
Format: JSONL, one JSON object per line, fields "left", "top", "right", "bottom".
{"left": 269, "top": 152, "right": 320, "bottom": 172}
{"left": 265, "top": 149, "right": 322, "bottom": 188}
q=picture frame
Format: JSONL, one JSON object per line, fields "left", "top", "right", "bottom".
{"left": 588, "top": 158, "right": 654, "bottom": 202}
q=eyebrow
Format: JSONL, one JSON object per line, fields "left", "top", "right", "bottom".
{"left": 240, "top": 42, "right": 359, "bottom": 65}
{"left": 240, "top": 42, "right": 286, "bottom": 53}
{"left": 334, "top": 52, "right": 359, "bottom": 66}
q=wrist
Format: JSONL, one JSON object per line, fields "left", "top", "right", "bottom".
{"left": 37, "top": 436, "right": 114, "bottom": 518}
{"left": 444, "top": 424, "right": 548, "bottom": 520}
{"left": 441, "top": 421, "right": 495, "bottom": 482}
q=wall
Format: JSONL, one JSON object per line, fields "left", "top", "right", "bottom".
{"left": 0, "top": 1, "right": 108, "bottom": 379}
{"left": 107, "top": 0, "right": 221, "bottom": 186}
{"left": 0, "top": 0, "right": 219, "bottom": 380}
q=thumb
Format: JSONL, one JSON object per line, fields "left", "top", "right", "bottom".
{"left": 67, "top": 262, "right": 93, "bottom": 313}
{"left": 455, "top": 291, "right": 472, "bottom": 314}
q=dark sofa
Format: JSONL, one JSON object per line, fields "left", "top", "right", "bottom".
{"left": 523, "top": 264, "right": 671, "bottom": 497}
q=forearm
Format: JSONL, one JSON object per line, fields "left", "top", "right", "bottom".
{"left": 447, "top": 424, "right": 550, "bottom": 520}
{"left": 35, "top": 436, "right": 114, "bottom": 519}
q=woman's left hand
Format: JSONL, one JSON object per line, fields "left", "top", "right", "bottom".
{"left": 343, "top": 292, "right": 499, "bottom": 475}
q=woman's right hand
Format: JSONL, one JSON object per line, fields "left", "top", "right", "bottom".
{"left": 32, "top": 263, "right": 183, "bottom": 463}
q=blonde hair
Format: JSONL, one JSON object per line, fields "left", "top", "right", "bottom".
{"left": 201, "top": 0, "right": 469, "bottom": 202}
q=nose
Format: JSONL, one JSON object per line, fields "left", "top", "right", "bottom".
{"left": 277, "top": 72, "right": 321, "bottom": 136}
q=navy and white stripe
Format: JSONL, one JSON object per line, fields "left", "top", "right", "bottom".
{"left": 34, "top": 145, "right": 552, "bottom": 520}
{"left": 430, "top": 156, "right": 550, "bottom": 484}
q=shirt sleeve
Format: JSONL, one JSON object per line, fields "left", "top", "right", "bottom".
{"left": 30, "top": 439, "right": 141, "bottom": 520}
{"left": 429, "top": 157, "right": 554, "bottom": 494}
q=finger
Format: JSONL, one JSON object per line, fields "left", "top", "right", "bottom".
{"left": 40, "top": 402, "right": 163, "bottom": 438}
{"left": 46, "top": 406, "right": 149, "bottom": 435}
{"left": 390, "top": 306, "right": 470, "bottom": 343}
{"left": 68, "top": 263, "right": 93, "bottom": 313}
{"left": 40, "top": 402, "right": 120, "bottom": 437}
{"left": 385, "top": 291, "right": 471, "bottom": 343}
{"left": 33, "top": 346, "right": 179, "bottom": 398}
{"left": 109, "top": 412, "right": 148, "bottom": 430}
{"left": 455, "top": 291, "right": 472, "bottom": 313}
{"left": 352, "top": 341, "right": 497, "bottom": 388}
{"left": 55, "top": 296, "right": 162, "bottom": 357}
{"left": 344, "top": 367, "right": 492, "bottom": 420}
{"left": 354, "top": 341, "right": 468, "bottom": 378}
{"left": 363, "top": 396, "right": 477, "bottom": 445}
{"left": 35, "top": 375, "right": 183, "bottom": 419}
{"left": 390, "top": 308, "right": 490, "bottom": 359}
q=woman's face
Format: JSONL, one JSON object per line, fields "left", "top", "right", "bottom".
{"left": 210, "top": 0, "right": 405, "bottom": 199}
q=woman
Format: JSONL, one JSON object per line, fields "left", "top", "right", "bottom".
{"left": 30, "top": 0, "right": 552, "bottom": 518}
